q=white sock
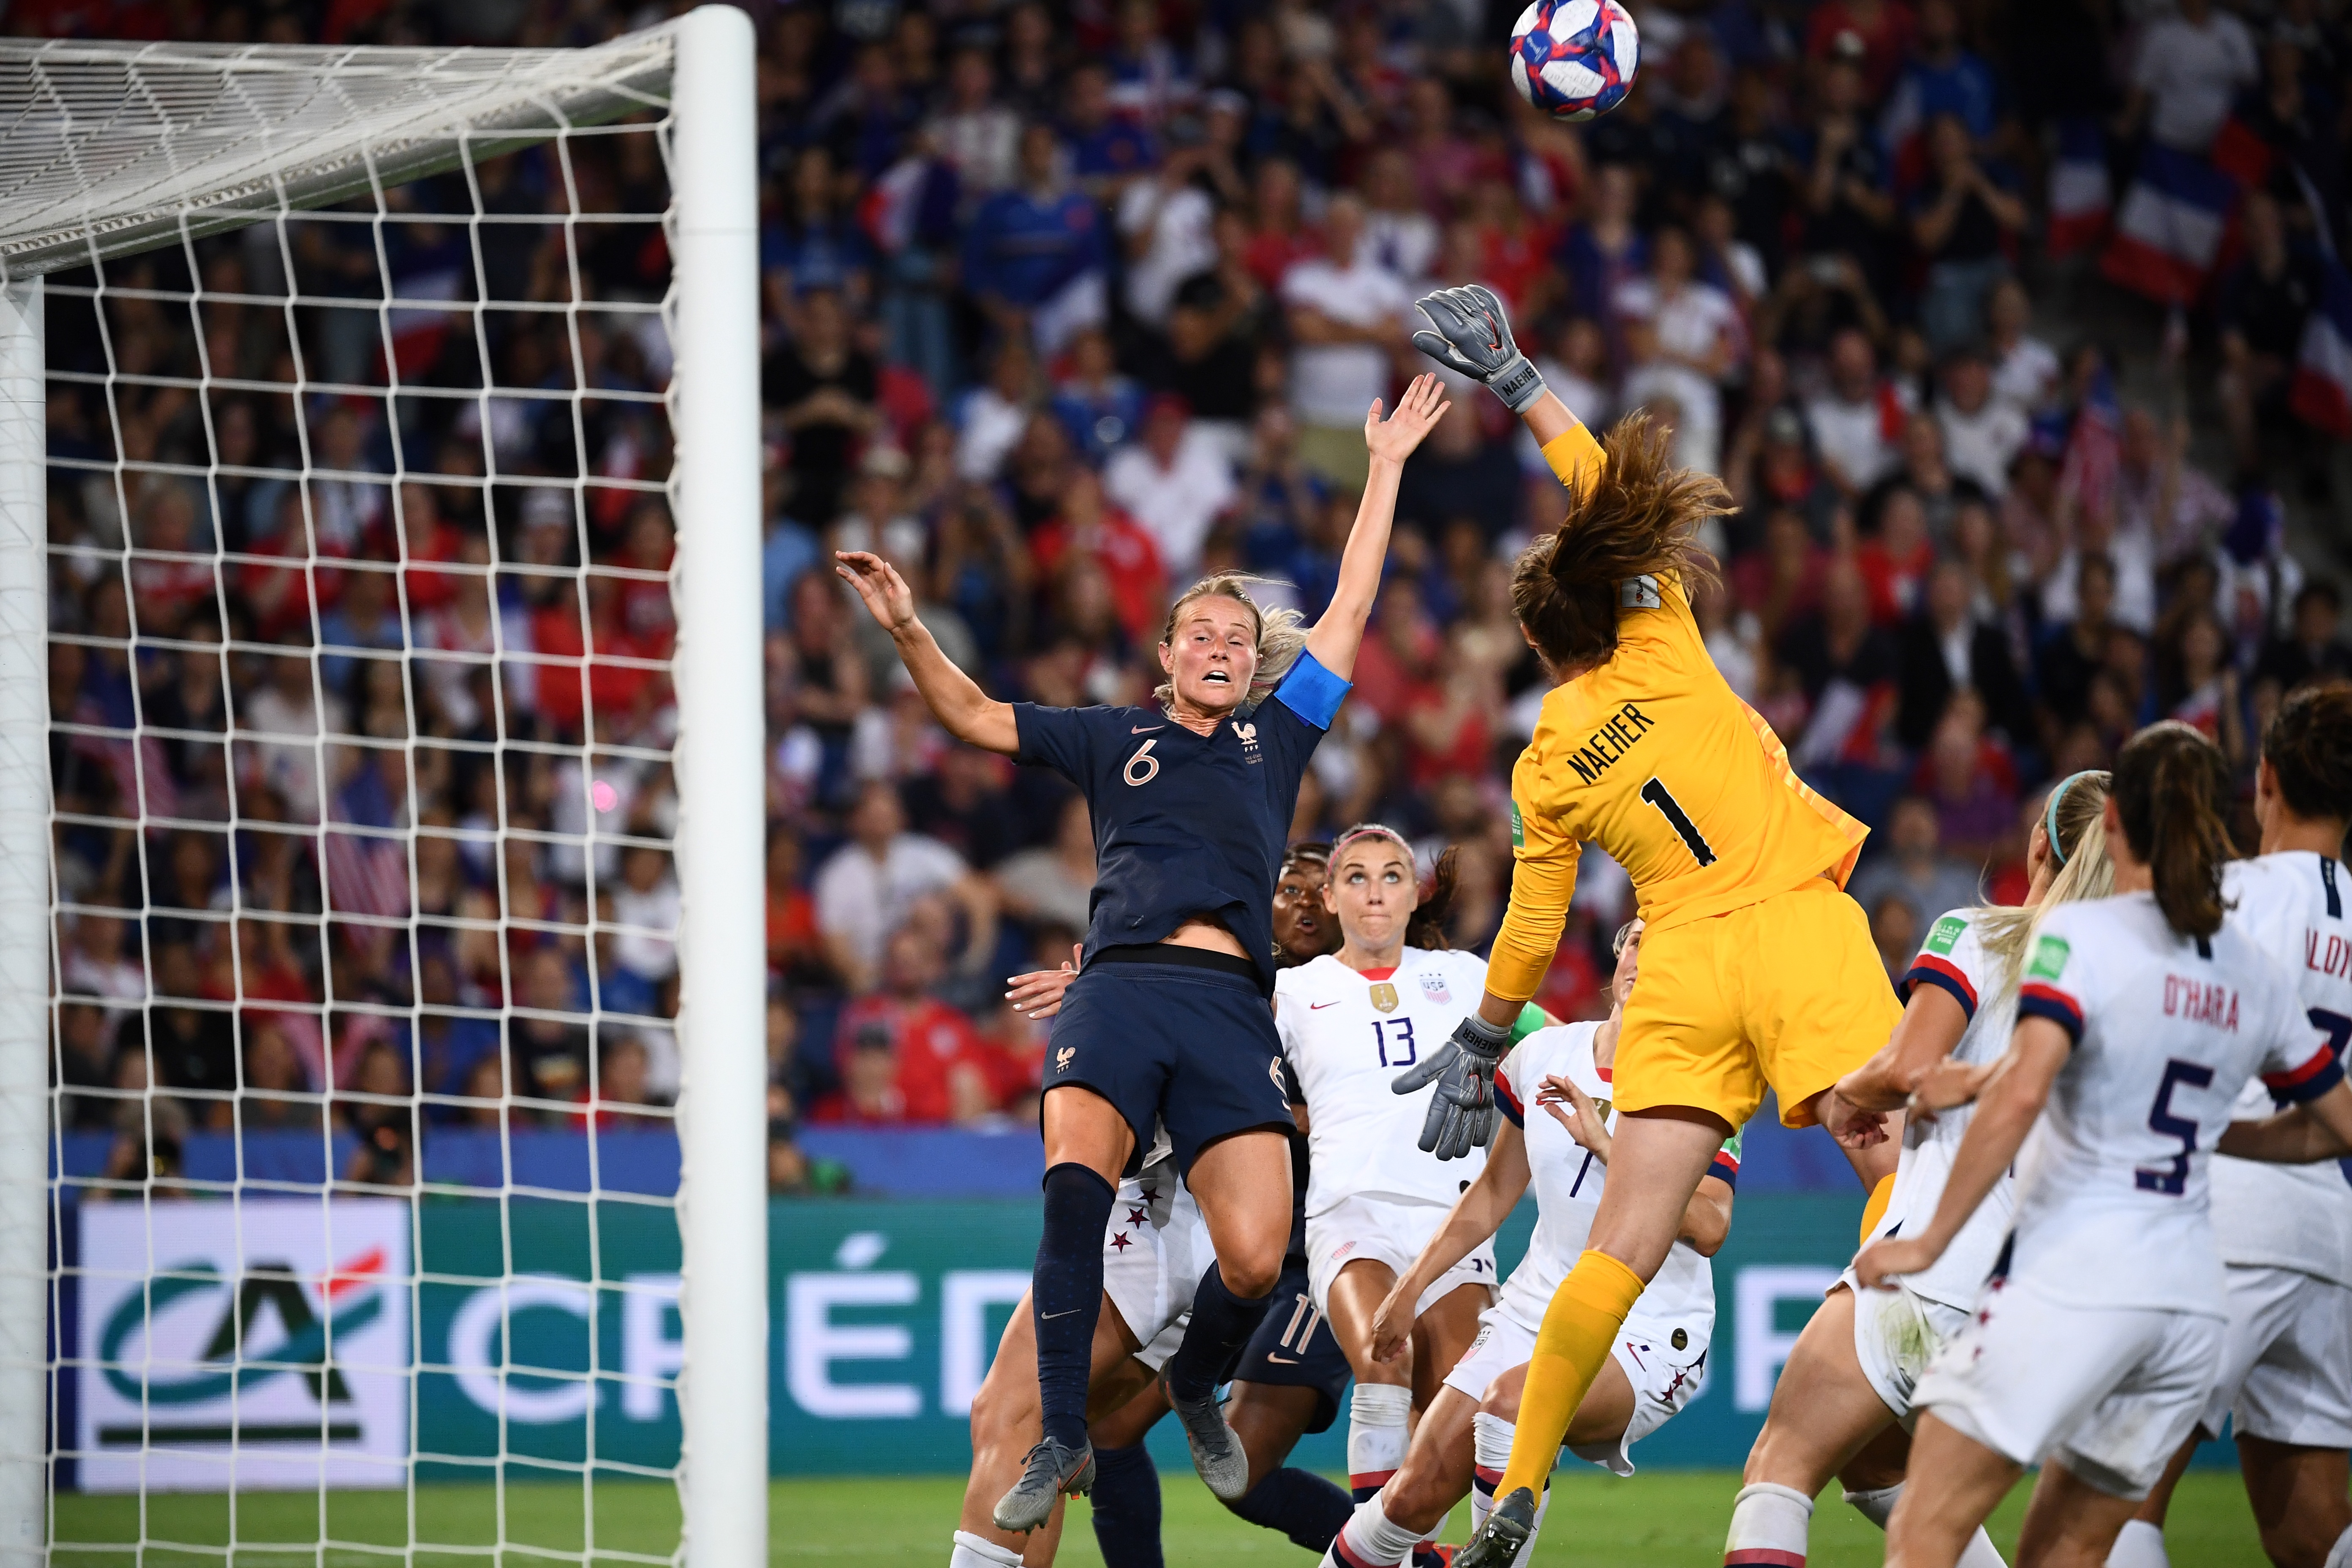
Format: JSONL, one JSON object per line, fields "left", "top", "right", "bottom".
{"left": 2105, "top": 1519, "right": 2169, "bottom": 1568}
{"left": 1319, "top": 1494, "right": 1424, "bottom": 1568}
{"left": 2324, "top": 1522, "right": 2352, "bottom": 1568}
{"left": 1349, "top": 1383, "right": 1413, "bottom": 1496}
{"left": 951, "top": 1531, "right": 1023, "bottom": 1568}
{"left": 1958, "top": 1525, "right": 2011, "bottom": 1568}
{"left": 1726, "top": 1481, "right": 1813, "bottom": 1564}
{"left": 1469, "top": 1414, "right": 1551, "bottom": 1551}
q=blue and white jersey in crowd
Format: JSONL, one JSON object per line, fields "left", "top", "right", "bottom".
{"left": 2210, "top": 854, "right": 2352, "bottom": 1288}
{"left": 1012, "top": 650, "right": 1349, "bottom": 993}
{"left": 2005, "top": 891, "right": 2344, "bottom": 1319}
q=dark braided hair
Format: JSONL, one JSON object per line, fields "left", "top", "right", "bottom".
{"left": 2112, "top": 722, "right": 2236, "bottom": 939}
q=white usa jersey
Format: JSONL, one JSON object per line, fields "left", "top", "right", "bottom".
{"left": 1494, "top": 1022, "right": 1735, "bottom": 1339}
{"left": 1877, "top": 908, "right": 2022, "bottom": 1311}
{"left": 2209, "top": 855, "right": 2352, "bottom": 1288}
{"left": 2004, "top": 893, "right": 2341, "bottom": 1318}
{"left": 1277, "top": 946, "right": 1495, "bottom": 1216}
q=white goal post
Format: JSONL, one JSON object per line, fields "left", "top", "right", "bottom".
{"left": 0, "top": 8, "right": 765, "bottom": 1563}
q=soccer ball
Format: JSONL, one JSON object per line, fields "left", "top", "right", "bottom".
{"left": 1509, "top": 0, "right": 1640, "bottom": 122}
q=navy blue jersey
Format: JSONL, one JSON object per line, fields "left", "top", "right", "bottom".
{"left": 1013, "top": 651, "right": 1349, "bottom": 994}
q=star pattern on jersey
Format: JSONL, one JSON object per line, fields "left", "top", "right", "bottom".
{"left": 1127, "top": 1206, "right": 1149, "bottom": 1225}
{"left": 1110, "top": 1231, "right": 1134, "bottom": 1252}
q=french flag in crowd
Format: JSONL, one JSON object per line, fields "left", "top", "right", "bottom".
{"left": 2102, "top": 144, "right": 2239, "bottom": 304}
{"left": 2289, "top": 257, "right": 2352, "bottom": 439}
{"left": 2046, "top": 118, "right": 2111, "bottom": 257}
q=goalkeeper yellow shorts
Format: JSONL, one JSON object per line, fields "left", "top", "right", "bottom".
{"left": 1614, "top": 879, "right": 1901, "bottom": 1131}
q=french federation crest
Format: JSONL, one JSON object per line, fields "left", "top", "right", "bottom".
{"left": 1369, "top": 983, "right": 1399, "bottom": 1013}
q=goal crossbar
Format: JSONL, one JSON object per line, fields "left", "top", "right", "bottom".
{"left": 0, "top": 30, "right": 674, "bottom": 282}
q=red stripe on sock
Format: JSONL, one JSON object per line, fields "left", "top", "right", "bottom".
{"left": 1348, "top": 1470, "right": 1398, "bottom": 1490}
{"left": 1331, "top": 1530, "right": 1385, "bottom": 1568}
{"left": 1724, "top": 1552, "right": 1807, "bottom": 1566}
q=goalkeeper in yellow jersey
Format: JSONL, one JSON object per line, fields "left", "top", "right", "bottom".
{"left": 1396, "top": 287, "right": 1902, "bottom": 1568}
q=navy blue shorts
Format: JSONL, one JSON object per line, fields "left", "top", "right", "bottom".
{"left": 1045, "top": 951, "right": 1295, "bottom": 1179}
{"left": 1226, "top": 1259, "right": 1348, "bottom": 1434}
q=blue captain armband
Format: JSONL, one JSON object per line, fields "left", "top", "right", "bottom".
{"left": 1271, "top": 649, "right": 1349, "bottom": 730}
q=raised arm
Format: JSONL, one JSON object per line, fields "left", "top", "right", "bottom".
{"left": 1369, "top": 1117, "right": 1532, "bottom": 1363}
{"left": 1301, "top": 373, "right": 1449, "bottom": 679}
{"left": 1853, "top": 1016, "right": 2070, "bottom": 1289}
{"left": 1412, "top": 283, "right": 1605, "bottom": 505}
{"left": 836, "top": 551, "right": 1019, "bottom": 754}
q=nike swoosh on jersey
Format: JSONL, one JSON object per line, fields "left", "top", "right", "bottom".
{"left": 1131, "top": 724, "right": 1164, "bottom": 733}
{"left": 1262, "top": 1353, "right": 1301, "bottom": 1364}
{"left": 1310, "top": 1001, "right": 1339, "bottom": 1009}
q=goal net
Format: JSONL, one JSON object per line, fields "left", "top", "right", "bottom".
{"left": 0, "top": 10, "right": 766, "bottom": 1564}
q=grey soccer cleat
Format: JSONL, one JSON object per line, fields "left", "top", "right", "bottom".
{"left": 991, "top": 1437, "right": 1095, "bottom": 1533}
{"left": 1159, "top": 1367, "right": 1252, "bottom": 1501}
{"left": 1454, "top": 1486, "right": 1537, "bottom": 1568}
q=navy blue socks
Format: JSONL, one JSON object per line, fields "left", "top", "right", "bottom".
{"left": 1087, "top": 1442, "right": 1163, "bottom": 1568}
{"left": 1034, "top": 1162, "right": 1116, "bottom": 1448}
{"left": 1164, "top": 1261, "right": 1274, "bottom": 1402}
{"left": 1230, "top": 1464, "right": 1354, "bottom": 1552}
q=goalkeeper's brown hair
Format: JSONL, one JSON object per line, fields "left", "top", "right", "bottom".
{"left": 1509, "top": 414, "right": 1731, "bottom": 671}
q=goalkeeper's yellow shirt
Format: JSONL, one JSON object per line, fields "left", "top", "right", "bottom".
{"left": 1483, "top": 423, "right": 1870, "bottom": 1004}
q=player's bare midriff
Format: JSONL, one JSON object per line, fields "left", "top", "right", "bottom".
{"left": 1162, "top": 914, "right": 1250, "bottom": 961}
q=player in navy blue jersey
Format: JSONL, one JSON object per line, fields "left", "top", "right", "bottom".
{"left": 839, "top": 373, "right": 1451, "bottom": 1538}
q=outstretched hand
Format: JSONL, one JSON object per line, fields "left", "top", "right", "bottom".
{"left": 1364, "top": 373, "right": 1451, "bottom": 467}
{"left": 835, "top": 550, "right": 916, "bottom": 633}
{"left": 1853, "top": 1233, "right": 1937, "bottom": 1291}
{"left": 1005, "top": 944, "right": 1082, "bottom": 1020}
{"left": 1907, "top": 1058, "right": 1995, "bottom": 1127}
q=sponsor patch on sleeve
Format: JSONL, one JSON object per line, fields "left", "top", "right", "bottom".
{"left": 2025, "top": 934, "right": 2070, "bottom": 982}
{"left": 1925, "top": 915, "right": 1967, "bottom": 956}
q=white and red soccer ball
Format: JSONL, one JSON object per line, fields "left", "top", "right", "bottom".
{"left": 1509, "top": 0, "right": 1641, "bottom": 122}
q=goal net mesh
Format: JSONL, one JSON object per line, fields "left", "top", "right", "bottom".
{"left": 24, "top": 27, "right": 706, "bottom": 1565}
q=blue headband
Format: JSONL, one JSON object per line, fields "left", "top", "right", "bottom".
{"left": 2043, "top": 771, "right": 2098, "bottom": 866}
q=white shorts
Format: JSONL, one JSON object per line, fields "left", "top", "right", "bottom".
{"left": 1101, "top": 1171, "right": 1211, "bottom": 1372}
{"left": 1838, "top": 1266, "right": 1973, "bottom": 1426}
{"left": 1306, "top": 1193, "right": 1496, "bottom": 1323}
{"left": 2201, "top": 1264, "right": 2352, "bottom": 1448}
{"left": 1912, "top": 1273, "right": 2224, "bottom": 1500}
{"left": 1440, "top": 1297, "right": 1710, "bottom": 1477}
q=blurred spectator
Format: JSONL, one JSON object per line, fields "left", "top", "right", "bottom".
{"left": 1933, "top": 345, "right": 2026, "bottom": 496}
{"left": 2254, "top": 582, "right": 2352, "bottom": 694}
{"left": 1907, "top": 115, "right": 2025, "bottom": 351}
{"left": 1868, "top": 890, "right": 1924, "bottom": 983}
{"left": 1103, "top": 394, "right": 1237, "bottom": 575}
{"left": 1051, "top": 326, "right": 1145, "bottom": 466}
{"left": 2121, "top": 0, "right": 2257, "bottom": 154}
{"left": 1807, "top": 329, "right": 1906, "bottom": 495}
{"left": 961, "top": 122, "right": 1108, "bottom": 356}
{"left": 993, "top": 795, "right": 1097, "bottom": 933}
{"left": 1851, "top": 795, "right": 1984, "bottom": 930}
{"left": 763, "top": 288, "right": 881, "bottom": 526}
{"left": 1282, "top": 193, "right": 1410, "bottom": 488}
{"left": 1984, "top": 278, "right": 2058, "bottom": 413}
{"left": 1897, "top": 559, "right": 2031, "bottom": 748}
{"left": 2216, "top": 192, "right": 2318, "bottom": 470}
{"left": 814, "top": 780, "right": 997, "bottom": 993}
{"left": 817, "top": 926, "right": 1007, "bottom": 1125}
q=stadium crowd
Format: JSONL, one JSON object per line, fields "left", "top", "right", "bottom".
{"left": 27, "top": 0, "right": 2352, "bottom": 1195}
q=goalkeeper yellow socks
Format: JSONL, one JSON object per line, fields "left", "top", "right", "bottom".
{"left": 1494, "top": 1249, "right": 1645, "bottom": 1502}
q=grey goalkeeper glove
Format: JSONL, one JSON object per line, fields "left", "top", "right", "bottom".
{"left": 1391, "top": 1010, "right": 1514, "bottom": 1161}
{"left": 1411, "top": 284, "right": 1546, "bottom": 414}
